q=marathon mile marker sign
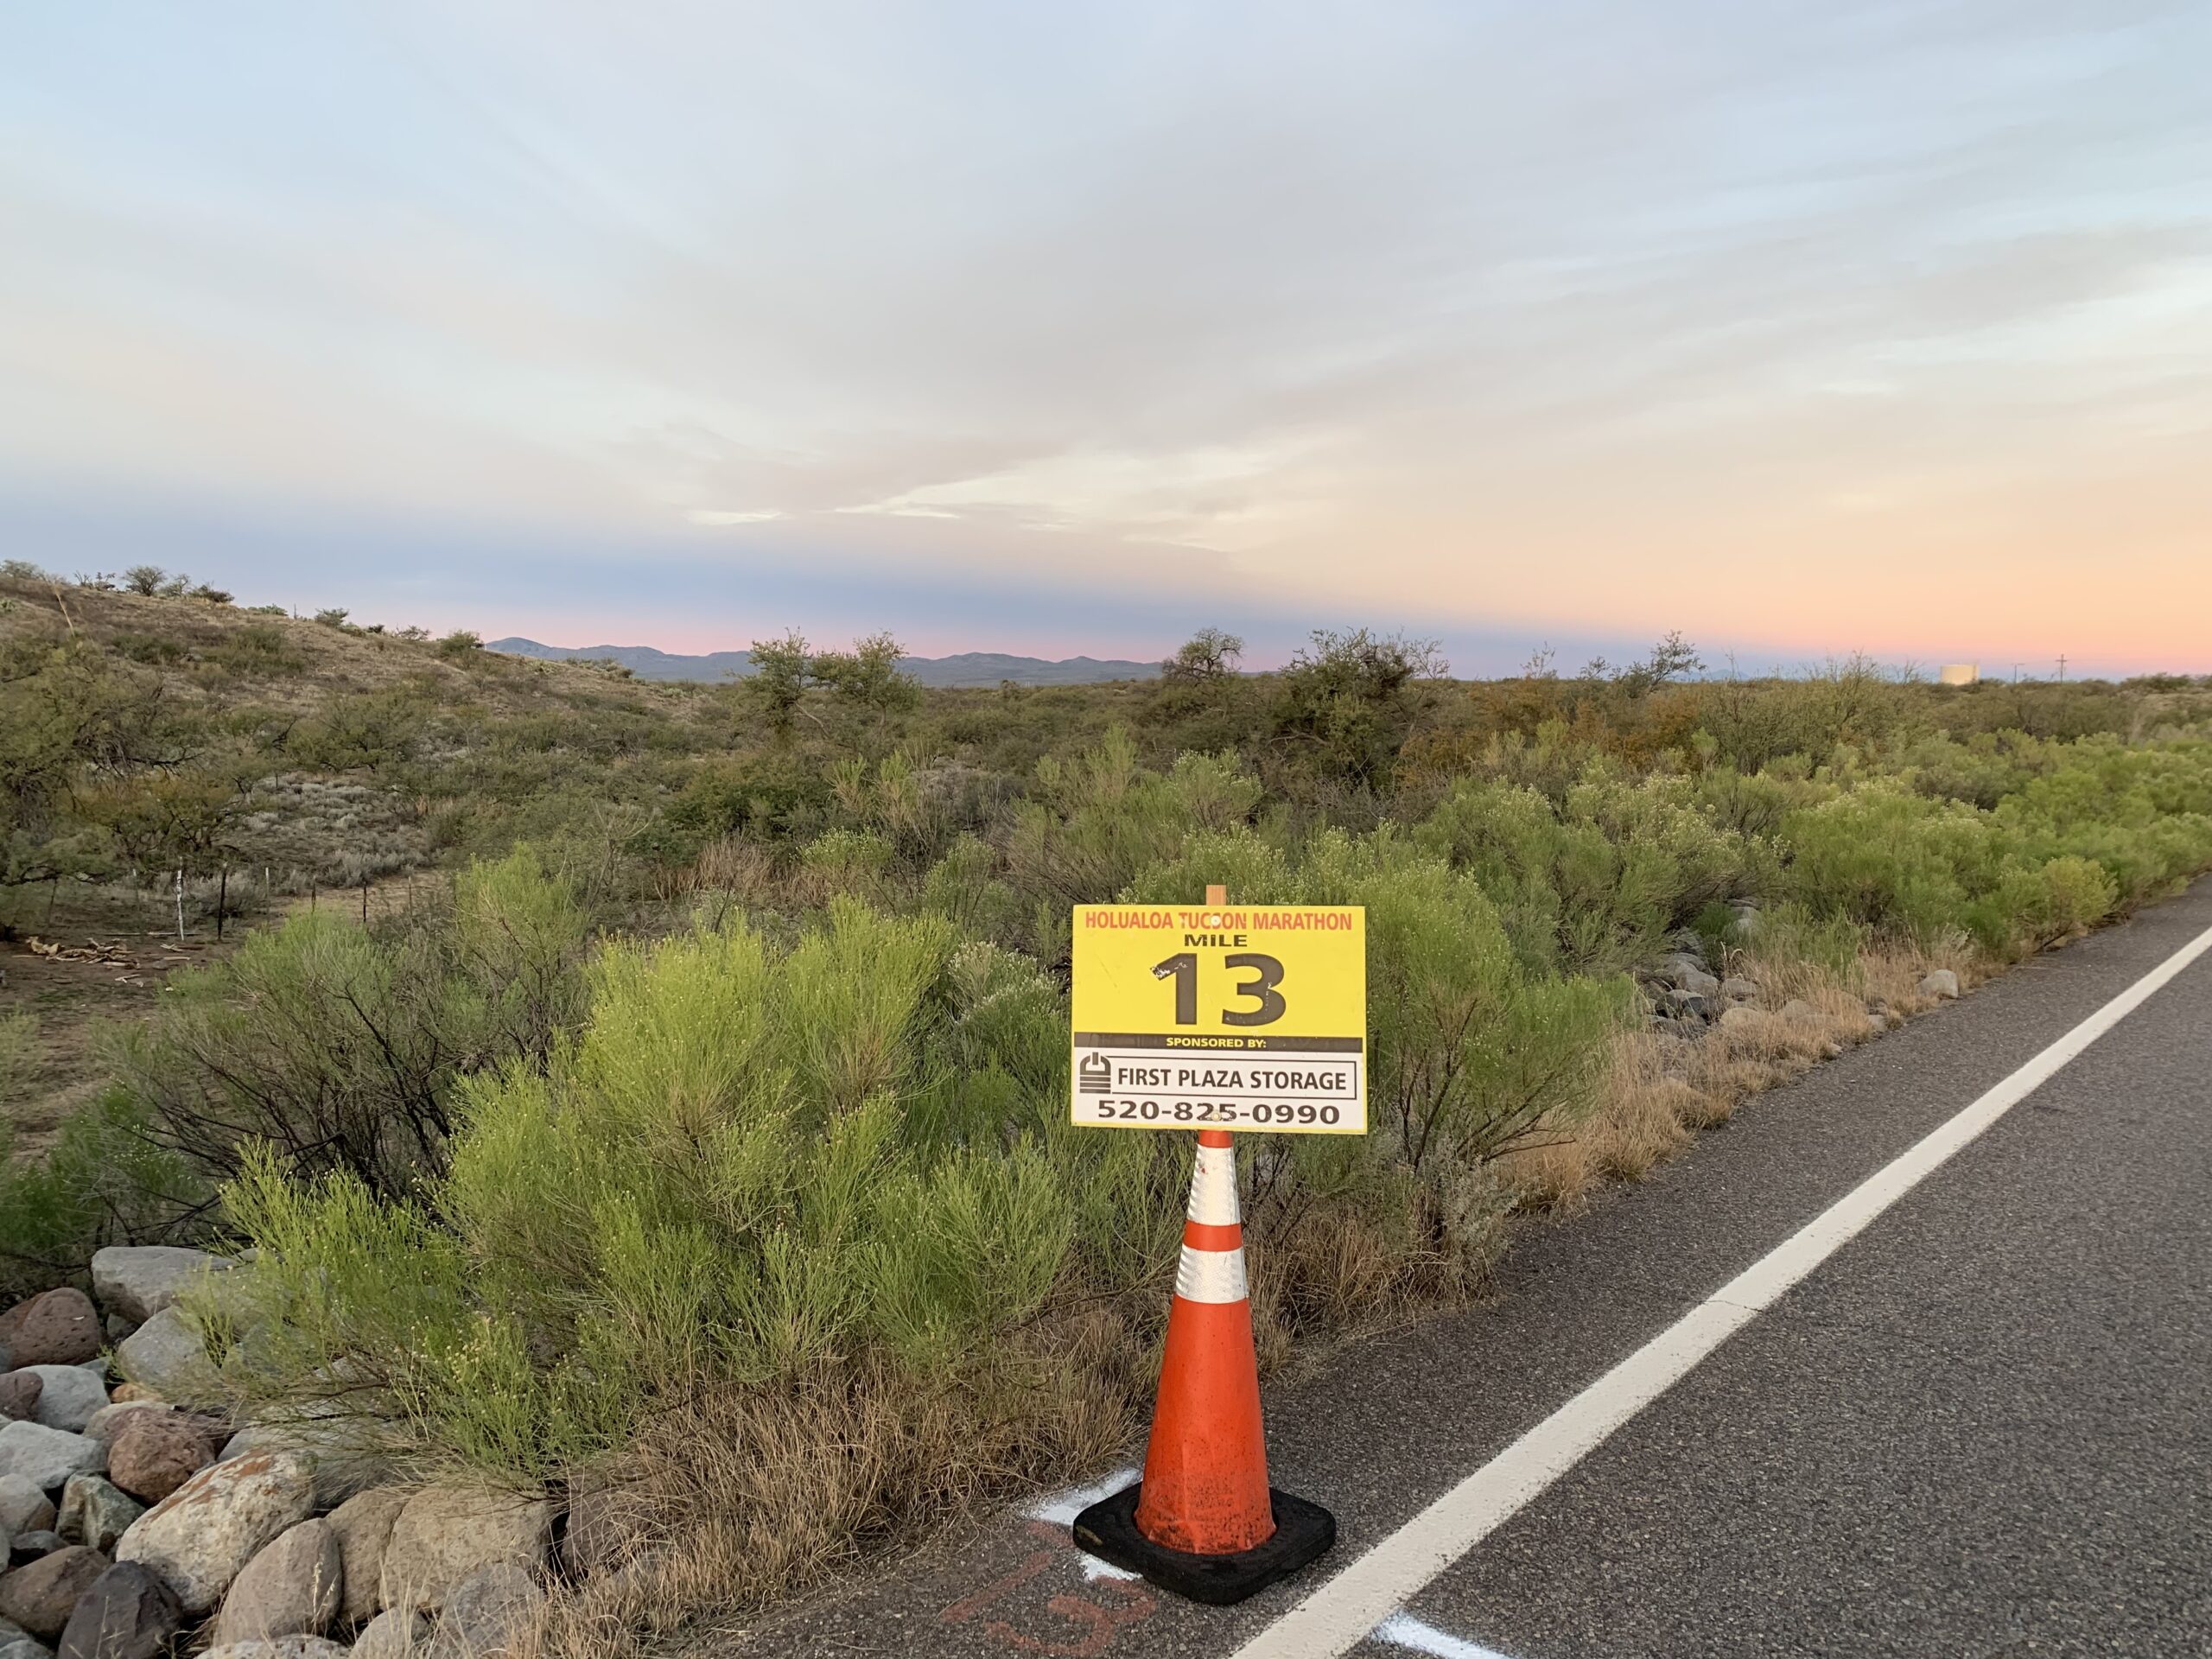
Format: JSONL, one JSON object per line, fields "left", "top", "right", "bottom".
{"left": 1070, "top": 894, "right": 1367, "bottom": 1135}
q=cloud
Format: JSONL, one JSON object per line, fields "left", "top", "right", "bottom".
{"left": 0, "top": 0, "right": 2208, "bottom": 666}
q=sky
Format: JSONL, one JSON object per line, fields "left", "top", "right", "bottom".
{"left": 3, "top": 2, "right": 2208, "bottom": 675}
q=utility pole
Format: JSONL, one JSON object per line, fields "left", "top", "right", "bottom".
{"left": 2056, "top": 654, "right": 2068, "bottom": 683}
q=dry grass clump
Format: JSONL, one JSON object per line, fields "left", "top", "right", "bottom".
{"left": 1496, "top": 938, "right": 1974, "bottom": 1214}
{"left": 521, "top": 1313, "right": 1154, "bottom": 1659}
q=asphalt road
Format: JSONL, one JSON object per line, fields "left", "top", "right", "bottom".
{"left": 735, "top": 875, "right": 2212, "bottom": 1659}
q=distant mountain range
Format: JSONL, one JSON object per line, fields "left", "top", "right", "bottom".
{"left": 487, "top": 638, "right": 1162, "bottom": 687}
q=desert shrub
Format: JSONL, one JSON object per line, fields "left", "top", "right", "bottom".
{"left": 1005, "top": 731, "right": 1265, "bottom": 923}
{"left": 1274, "top": 627, "right": 1446, "bottom": 785}
{"left": 109, "top": 850, "right": 588, "bottom": 1196}
{"left": 1414, "top": 774, "right": 1767, "bottom": 975}
{"left": 216, "top": 902, "right": 1056, "bottom": 1475}
{"left": 209, "top": 623, "right": 307, "bottom": 677}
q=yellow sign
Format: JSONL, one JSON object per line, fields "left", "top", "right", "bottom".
{"left": 1071, "top": 903, "right": 1367, "bottom": 1134}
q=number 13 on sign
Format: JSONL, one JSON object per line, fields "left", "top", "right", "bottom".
{"left": 1070, "top": 902, "right": 1367, "bottom": 1135}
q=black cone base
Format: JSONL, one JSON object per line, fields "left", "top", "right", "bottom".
{"left": 1071, "top": 1482, "right": 1336, "bottom": 1605}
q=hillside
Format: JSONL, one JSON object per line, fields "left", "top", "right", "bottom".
{"left": 488, "top": 636, "right": 1162, "bottom": 685}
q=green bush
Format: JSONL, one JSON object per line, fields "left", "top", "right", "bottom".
{"left": 0, "top": 1090, "right": 207, "bottom": 1300}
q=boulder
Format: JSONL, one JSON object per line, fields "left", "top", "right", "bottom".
{"left": 380, "top": 1489, "right": 551, "bottom": 1613}
{"left": 1919, "top": 969, "right": 1961, "bottom": 1000}
{"left": 1719, "top": 976, "right": 1759, "bottom": 1002}
{"left": 20, "top": 1375, "right": 105, "bottom": 1440}
{"left": 0, "top": 1426, "right": 105, "bottom": 1493}
{"left": 213, "top": 1522, "right": 342, "bottom": 1646}
{"left": 105, "top": 1414, "right": 212, "bottom": 1506}
{"left": 1657, "top": 988, "right": 1710, "bottom": 1023}
{"left": 0, "top": 1378, "right": 39, "bottom": 1426}
{"left": 1674, "top": 967, "right": 1721, "bottom": 999}
{"left": 349, "top": 1608, "right": 425, "bottom": 1659}
{"left": 0, "top": 1475, "right": 55, "bottom": 1539}
{"left": 54, "top": 1482, "right": 141, "bottom": 1556}
{"left": 560, "top": 1471, "right": 651, "bottom": 1580}
{"left": 1779, "top": 999, "right": 1820, "bottom": 1024}
{"left": 325, "top": 1491, "right": 405, "bottom": 1625}
{"left": 1866, "top": 1013, "right": 1887, "bottom": 1036}
{"left": 0, "top": 1614, "right": 52, "bottom": 1659}
{"left": 88, "top": 1250, "right": 234, "bottom": 1327}
{"left": 114, "top": 1450, "right": 315, "bottom": 1615}
{"left": 0, "top": 1295, "right": 99, "bottom": 1370}
{"left": 0, "top": 1546, "right": 109, "bottom": 1641}
{"left": 202, "top": 1638, "right": 349, "bottom": 1659}
{"left": 6, "top": 1539, "right": 63, "bottom": 1571}
{"left": 75, "top": 1410, "right": 162, "bottom": 1452}
{"left": 1718, "top": 1005, "right": 1764, "bottom": 1032}
{"left": 111, "top": 1312, "right": 214, "bottom": 1405}
{"left": 54, "top": 1561, "right": 180, "bottom": 1659}
{"left": 220, "top": 1409, "right": 385, "bottom": 1511}
{"left": 419, "top": 1564, "right": 541, "bottom": 1659}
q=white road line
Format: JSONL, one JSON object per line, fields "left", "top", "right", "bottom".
{"left": 1232, "top": 918, "right": 2212, "bottom": 1659}
{"left": 1371, "top": 1612, "right": 1520, "bottom": 1658}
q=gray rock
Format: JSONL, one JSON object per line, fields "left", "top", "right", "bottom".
{"left": 381, "top": 1489, "right": 551, "bottom": 1613}
{"left": 111, "top": 1311, "right": 215, "bottom": 1405}
{"left": 21, "top": 1374, "right": 105, "bottom": 1439}
{"left": 1866, "top": 1013, "right": 1888, "bottom": 1036}
{"left": 7, "top": 1538, "right": 64, "bottom": 1570}
{"left": 1719, "top": 1005, "right": 1764, "bottom": 1032}
{"left": 1719, "top": 976, "right": 1758, "bottom": 1002}
{"left": 420, "top": 1564, "right": 540, "bottom": 1659}
{"left": 220, "top": 1413, "right": 384, "bottom": 1511}
{"left": 1919, "top": 969, "right": 1961, "bottom": 1000}
{"left": 114, "top": 1449, "right": 315, "bottom": 1615}
{"left": 89, "top": 1249, "right": 235, "bottom": 1327}
{"left": 214, "top": 1521, "right": 341, "bottom": 1646}
{"left": 201, "top": 1640, "right": 350, "bottom": 1659}
{"left": 325, "top": 1491, "right": 404, "bottom": 1625}
{"left": 54, "top": 1561, "right": 180, "bottom": 1659}
{"left": 0, "top": 1474, "right": 56, "bottom": 1539}
{"left": 0, "top": 1546, "right": 109, "bottom": 1642}
{"left": 0, "top": 1425, "right": 105, "bottom": 1493}
{"left": 54, "top": 1479, "right": 141, "bottom": 1554}
{"left": 348, "top": 1609, "right": 425, "bottom": 1659}
{"left": 1657, "top": 988, "right": 1710, "bottom": 1023}
{"left": 1674, "top": 966, "right": 1721, "bottom": 999}
{"left": 0, "top": 1613, "right": 53, "bottom": 1659}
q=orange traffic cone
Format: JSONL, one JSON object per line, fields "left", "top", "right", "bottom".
{"left": 1072, "top": 1128, "right": 1336, "bottom": 1604}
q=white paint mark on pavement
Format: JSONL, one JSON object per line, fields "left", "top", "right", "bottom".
{"left": 1029, "top": 1467, "right": 1144, "bottom": 1580}
{"left": 1372, "top": 1611, "right": 1520, "bottom": 1658}
{"left": 1233, "top": 918, "right": 2212, "bottom": 1659}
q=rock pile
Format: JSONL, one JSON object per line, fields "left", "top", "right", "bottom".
{"left": 0, "top": 1249, "right": 562, "bottom": 1659}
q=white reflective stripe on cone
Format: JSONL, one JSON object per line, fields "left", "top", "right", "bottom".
{"left": 1189, "top": 1143, "right": 1241, "bottom": 1224}
{"left": 1176, "top": 1245, "right": 1249, "bottom": 1305}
